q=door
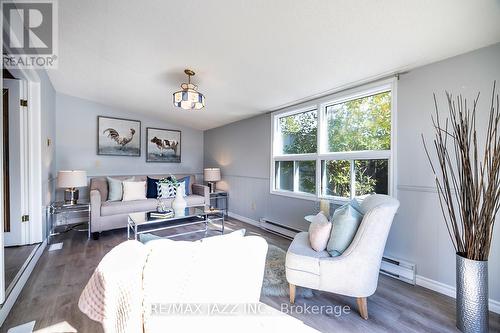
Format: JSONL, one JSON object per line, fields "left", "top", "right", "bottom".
{"left": 3, "top": 79, "right": 29, "bottom": 246}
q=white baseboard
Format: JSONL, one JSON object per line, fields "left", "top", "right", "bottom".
{"left": 416, "top": 275, "right": 500, "bottom": 314}
{"left": 0, "top": 239, "right": 47, "bottom": 326}
{"left": 227, "top": 211, "right": 260, "bottom": 227}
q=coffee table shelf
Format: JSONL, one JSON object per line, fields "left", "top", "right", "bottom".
{"left": 127, "top": 206, "right": 224, "bottom": 240}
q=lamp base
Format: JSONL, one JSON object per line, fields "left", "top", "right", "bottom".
{"left": 208, "top": 182, "right": 216, "bottom": 193}
{"left": 64, "top": 188, "right": 79, "bottom": 205}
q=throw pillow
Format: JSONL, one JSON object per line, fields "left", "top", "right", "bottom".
{"left": 122, "top": 181, "right": 147, "bottom": 201}
{"left": 146, "top": 177, "right": 160, "bottom": 198}
{"left": 165, "top": 176, "right": 190, "bottom": 196}
{"left": 308, "top": 212, "right": 332, "bottom": 252}
{"left": 157, "top": 182, "right": 176, "bottom": 198}
{"left": 107, "top": 177, "right": 134, "bottom": 201}
{"left": 326, "top": 201, "right": 364, "bottom": 257}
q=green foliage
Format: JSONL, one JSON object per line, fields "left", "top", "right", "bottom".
{"left": 278, "top": 92, "right": 391, "bottom": 196}
{"left": 280, "top": 110, "right": 317, "bottom": 154}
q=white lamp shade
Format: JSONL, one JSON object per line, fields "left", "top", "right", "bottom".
{"left": 57, "top": 170, "right": 88, "bottom": 188}
{"left": 204, "top": 168, "right": 221, "bottom": 182}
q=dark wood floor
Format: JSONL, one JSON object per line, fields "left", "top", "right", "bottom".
{"left": 1, "top": 218, "right": 499, "bottom": 332}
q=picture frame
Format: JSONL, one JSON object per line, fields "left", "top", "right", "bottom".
{"left": 146, "top": 127, "right": 181, "bottom": 163}
{"left": 97, "top": 116, "right": 141, "bottom": 156}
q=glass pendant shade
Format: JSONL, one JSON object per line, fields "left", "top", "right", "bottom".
{"left": 173, "top": 70, "right": 206, "bottom": 110}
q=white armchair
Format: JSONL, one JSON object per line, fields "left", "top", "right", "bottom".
{"left": 285, "top": 194, "right": 400, "bottom": 320}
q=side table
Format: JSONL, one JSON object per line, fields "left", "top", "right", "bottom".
{"left": 209, "top": 190, "right": 228, "bottom": 216}
{"left": 47, "top": 201, "right": 91, "bottom": 244}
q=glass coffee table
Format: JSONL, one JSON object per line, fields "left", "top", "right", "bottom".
{"left": 127, "top": 206, "right": 224, "bottom": 240}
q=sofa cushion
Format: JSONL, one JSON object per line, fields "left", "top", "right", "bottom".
{"left": 146, "top": 177, "right": 162, "bottom": 199}
{"left": 108, "top": 177, "right": 134, "bottom": 201}
{"left": 100, "top": 195, "right": 205, "bottom": 216}
{"left": 122, "top": 181, "right": 147, "bottom": 201}
{"left": 286, "top": 232, "right": 330, "bottom": 276}
{"left": 101, "top": 199, "right": 160, "bottom": 216}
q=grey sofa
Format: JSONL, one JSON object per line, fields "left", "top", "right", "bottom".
{"left": 89, "top": 174, "right": 209, "bottom": 238}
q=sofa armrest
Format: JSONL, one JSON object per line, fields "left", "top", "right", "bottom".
{"left": 90, "top": 190, "right": 102, "bottom": 232}
{"left": 192, "top": 183, "right": 209, "bottom": 206}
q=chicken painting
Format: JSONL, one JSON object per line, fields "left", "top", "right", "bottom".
{"left": 150, "top": 136, "right": 179, "bottom": 156}
{"left": 103, "top": 128, "right": 136, "bottom": 150}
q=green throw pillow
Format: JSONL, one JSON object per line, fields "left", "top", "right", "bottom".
{"left": 327, "top": 200, "right": 363, "bottom": 257}
{"left": 107, "top": 177, "right": 134, "bottom": 201}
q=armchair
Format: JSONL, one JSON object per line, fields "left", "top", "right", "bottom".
{"left": 285, "top": 194, "right": 400, "bottom": 320}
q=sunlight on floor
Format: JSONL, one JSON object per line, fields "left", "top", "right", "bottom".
{"left": 33, "top": 321, "right": 77, "bottom": 333}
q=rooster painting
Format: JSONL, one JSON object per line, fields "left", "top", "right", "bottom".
{"left": 98, "top": 116, "right": 141, "bottom": 156}
{"left": 146, "top": 128, "right": 181, "bottom": 163}
{"left": 103, "top": 128, "right": 136, "bottom": 150}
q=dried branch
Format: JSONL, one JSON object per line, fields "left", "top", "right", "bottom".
{"left": 422, "top": 81, "right": 499, "bottom": 261}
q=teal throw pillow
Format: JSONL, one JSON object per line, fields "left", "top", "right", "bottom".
{"left": 327, "top": 200, "right": 364, "bottom": 257}
{"left": 107, "top": 176, "right": 134, "bottom": 201}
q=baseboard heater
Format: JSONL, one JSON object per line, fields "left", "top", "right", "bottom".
{"left": 259, "top": 218, "right": 301, "bottom": 239}
{"left": 380, "top": 256, "right": 416, "bottom": 285}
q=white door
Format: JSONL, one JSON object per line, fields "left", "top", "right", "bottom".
{"left": 3, "top": 79, "right": 29, "bottom": 247}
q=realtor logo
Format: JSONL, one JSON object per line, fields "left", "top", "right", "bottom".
{"left": 2, "top": 0, "right": 58, "bottom": 68}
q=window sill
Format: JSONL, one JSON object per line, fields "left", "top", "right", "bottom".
{"left": 270, "top": 190, "right": 317, "bottom": 201}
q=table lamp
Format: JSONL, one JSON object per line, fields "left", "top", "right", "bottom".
{"left": 57, "top": 170, "right": 87, "bottom": 205}
{"left": 204, "top": 168, "right": 221, "bottom": 193}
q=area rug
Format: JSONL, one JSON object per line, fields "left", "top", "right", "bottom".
{"left": 262, "top": 244, "right": 313, "bottom": 298}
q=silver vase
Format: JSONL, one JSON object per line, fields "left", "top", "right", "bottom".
{"left": 456, "top": 253, "right": 489, "bottom": 333}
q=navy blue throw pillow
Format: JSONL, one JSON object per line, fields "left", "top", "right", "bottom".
{"left": 146, "top": 177, "right": 160, "bottom": 198}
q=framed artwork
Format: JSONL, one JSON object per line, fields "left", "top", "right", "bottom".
{"left": 146, "top": 127, "right": 181, "bottom": 163}
{"left": 97, "top": 116, "right": 141, "bottom": 156}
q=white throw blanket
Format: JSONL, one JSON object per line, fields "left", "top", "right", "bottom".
{"left": 79, "top": 235, "right": 319, "bottom": 333}
{"left": 78, "top": 240, "right": 148, "bottom": 333}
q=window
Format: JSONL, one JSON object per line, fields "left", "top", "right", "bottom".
{"left": 271, "top": 81, "right": 394, "bottom": 201}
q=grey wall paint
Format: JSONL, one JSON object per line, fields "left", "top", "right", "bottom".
{"left": 204, "top": 113, "right": 316, "bottom": 230}
{"left": 204, "top": 43, "right": 500, "bottom": 302}
{"left": 55, "top": 93, "right": 204, "bottom": 190}
{"left": 38, "top": 69, "right": 57, "bottom": 238}
{"left": 389, "top": 43, "right": 500, "bottom": 301}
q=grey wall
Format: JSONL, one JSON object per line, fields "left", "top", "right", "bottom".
{"left": 38, "top": 69, "right": 57, "bottom": 238}
{"left": 204, "top": 43, "right": 500, "bottom": 303}
{"left": 204, "top": 114, "right": 316, "bottom": 231}
{"left": 389, "top": 43, "right": 500, "bottom": 301}
{"left": 55, "top": 93, "right": 204, "bottom": 190}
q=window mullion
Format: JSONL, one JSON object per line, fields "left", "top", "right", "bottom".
{"left": 350, "top": 160, "right": 356, "bottom": 199}
{"left": 293, "top": 161, "right": 299, "bottom": 192}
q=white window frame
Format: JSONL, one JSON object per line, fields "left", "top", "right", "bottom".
{"left": 270, "top": 78, "right": 397, "bottom": 203}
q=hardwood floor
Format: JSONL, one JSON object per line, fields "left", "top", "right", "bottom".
{"left": 1, "top": 218, "right": 499, "bottom": 332}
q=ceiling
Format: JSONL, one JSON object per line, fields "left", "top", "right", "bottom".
{"left": 47, "top": 0, "right": 500, "bottom": 130}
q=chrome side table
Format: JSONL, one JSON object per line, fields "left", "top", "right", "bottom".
{"left": 47, "top": 201, "right": 91, "bottom": 244}
{"left": 209, "top": 190, "right": 228, "bottom": 216}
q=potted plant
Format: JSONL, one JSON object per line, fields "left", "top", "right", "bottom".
{"left": 423, "top": 82, "right": 499, "bottom": 333}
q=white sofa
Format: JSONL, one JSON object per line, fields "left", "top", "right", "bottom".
{"left": 79, "top": 233, "right": 320, "bottom": 333}
{"left": 89, "top": 174, "right": 209, "bottom": 238}
{"left": 285, "top": 194, "right": 400, "bottom": 320}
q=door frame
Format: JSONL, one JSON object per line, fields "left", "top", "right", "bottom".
{"left": 0, "top": 68, "right": 43, "bottom": 304}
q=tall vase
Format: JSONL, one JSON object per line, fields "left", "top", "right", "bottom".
{"left": 456, "top": 253, "right": 489, "bottom": 333}
{"left": 172, "top": 185, "right": 187, "bottom": 213}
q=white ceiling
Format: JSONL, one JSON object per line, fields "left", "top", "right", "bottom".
{"left": 47, "top": 0, "right": 500, "bottom": 130}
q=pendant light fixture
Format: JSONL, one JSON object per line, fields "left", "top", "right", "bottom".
{"left": 173, "top": 69, "right": 206, "bottom": 110}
